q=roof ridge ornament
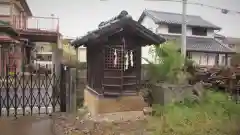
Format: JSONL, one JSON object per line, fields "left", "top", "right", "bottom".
{"left": 98, "top": 10, "right": 130, "bottom": 28}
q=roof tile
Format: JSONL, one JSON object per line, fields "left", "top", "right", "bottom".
{"left": 141, "top": 10, "right": 221, "bottom": 30}
{"left": 161, "top": 34, "right": 234, "bottom": 53}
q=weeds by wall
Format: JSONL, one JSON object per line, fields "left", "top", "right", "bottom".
{"left": 148, "top": 90, "right": 240, "bottom": 135}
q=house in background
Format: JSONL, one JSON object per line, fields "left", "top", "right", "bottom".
{"left": 222, "top": 37, "right": 240, "bottom": 53}
{"left": 34, "top": 42, "right": 53, "bottom": 70}
{"left": 0, "top": 0, "right": 60, "bottom": 74}
{"left": 138, "top": 10, "right": 235, "bottom": 67}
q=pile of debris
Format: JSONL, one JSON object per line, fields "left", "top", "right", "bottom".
{"left": 195, "top": 66, "right": 240, "bottom": 94}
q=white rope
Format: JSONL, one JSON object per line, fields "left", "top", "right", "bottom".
{"left": 113, "top": 49, "right": 117, "bottom": 67}
{"left": 124, "top": 51, "right": 129, "bottom": 70}
{"left": 130, "top": 51, "right": 134, "bottom": 67}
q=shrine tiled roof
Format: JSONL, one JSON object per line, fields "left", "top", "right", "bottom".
{"left": 71, "top": 11, "right": 165, "bottom": 47}
{"left": 138, "top": 10, "right": 221, "bottom": 30}
{"left": 161, "top": 34, "right": 235, "bottom": 53}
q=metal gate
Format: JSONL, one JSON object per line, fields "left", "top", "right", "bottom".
{"left": 0, "top": 65, "right": 68, "bottom": 117}
{"left": 0, "top": 45, "right": 68, "bottom": 117}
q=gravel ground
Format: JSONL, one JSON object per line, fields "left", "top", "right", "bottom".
{"left": 52, "top": 110, "right": 152, "bottom": 135}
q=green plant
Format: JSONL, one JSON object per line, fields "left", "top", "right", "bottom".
{"left": 148, "top": 90, "right": 240, "bottom": 135}
{"left": 184, "top": 59, "right": 199, "bottom": 84}
{"left": 142, "top": 41, "right": 189, "bottom": 84}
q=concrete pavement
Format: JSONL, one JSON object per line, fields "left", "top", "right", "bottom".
{"left": 0, "top": 115, "right": 55, "bottom": 135}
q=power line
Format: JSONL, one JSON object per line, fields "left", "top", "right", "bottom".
{"left": 145, "top": 0, "right": 240, "bottom": 14}
{"left": 188, "top": 1, "right": 240, "bottom": 14}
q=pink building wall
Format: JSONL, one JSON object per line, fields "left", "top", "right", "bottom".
{"left": 0, "top": 45, "right": 23, "bottom": 75}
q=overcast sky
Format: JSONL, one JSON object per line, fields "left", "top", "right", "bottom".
{"left": 26, "top": 0, "right": 240, "bottom": 38}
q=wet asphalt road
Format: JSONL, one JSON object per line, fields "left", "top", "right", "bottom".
{"left": 0, "top": 115, "right": 55, "bottom": 135}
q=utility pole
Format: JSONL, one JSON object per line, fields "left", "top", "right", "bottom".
{"left": 181, "top": 0, "right": 187, "bottom": 58}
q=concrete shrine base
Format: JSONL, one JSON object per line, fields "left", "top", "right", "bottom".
{"left": 83, "top": 88, "right": 148, "bottom": 116}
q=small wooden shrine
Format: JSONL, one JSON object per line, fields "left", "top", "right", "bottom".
{"left": 72, "top": 11, "right": 165, "bottom": 114}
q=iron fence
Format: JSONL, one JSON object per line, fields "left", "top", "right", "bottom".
{"left": 0, "top": 65, "right": 65, "bottom": 117}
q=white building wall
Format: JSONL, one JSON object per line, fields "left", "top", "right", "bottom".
{"left": 141, "top": 16, "right": 158, "bottom": 33}
{"left": 156, "top": 24, "right": 168, "bottom": 34}
{"left": 34, "top": 42, "right": 53, "bottom": 68}
{"left": 207, "top": 29, "right": 214, "bottom": 37}
{"left": 155, "top": 25, "right": 214, "bottom": 38}
{"left": 140, "top": 16, "right": 159, "bottom": 64}
{"left": 78, "top": 47, "right": 87, "bottom": 62}
{"left": 140, "top": 16, "right": 221, "bottom": 66}
{"left": 207, "top": 53, "right": 217, "bottom": 66}
{"left": 0, "top": 3, "right": 21, "bottom": 15}
{"left": 191, "top": 52, "right": 216, "bottom": 66}
{"left": 186, "top": 27, "right": 192, "bottom": 36}
{"left": 142, "top": 46, "right": 152, "bottom": 64}
{"left": 0, "top": 4, "right": 10, "bottom": 15}
{"left": 140, "top": 15, "right": 215, "bottom": 38}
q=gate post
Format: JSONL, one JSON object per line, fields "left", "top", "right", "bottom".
{"left": 60, "top": 64, "right": 67, "bottom": 112}
{"left": 53, "top": 36, "right": 62, "bottom": 112}
{"left": 69, "top": 68, "right": 77, "bottom": 113}
{"left": 52, "top": 35, "right": 62, "bottom": 75}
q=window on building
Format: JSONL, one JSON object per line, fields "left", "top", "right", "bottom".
{"left": 187, "top": 52, "right": 192, "bottom": 59}
{"left": 48, "top": 56, "right": 52, "bottom": 61}
{"left": 227, "top": 56, "right": 231, "bottom": 66}
{"left": 168, "top": 24, "right": 182, "bottom": 34}
{"left": 192, "top": 27, "right": 207, "bottom": 36}
{"left": 199, "top": 53, "right": 209, "bottom": 65}
{"left": 221, "top": 55, "right": 226, "bottom": 65}
{"left": 41, "top": 46, "right": 44, "bottom": 52}
{"left": 36, "top": 55, "right": 44, "bottom": 61}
